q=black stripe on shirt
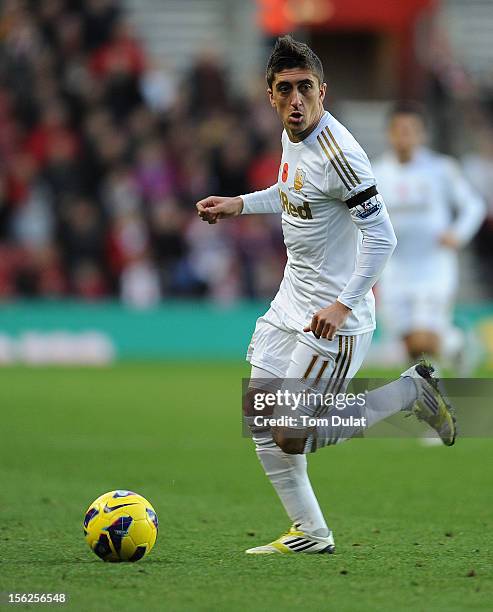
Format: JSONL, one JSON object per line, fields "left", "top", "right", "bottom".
{"left": 345, "top": 185, "right": 378, "bottom": 209}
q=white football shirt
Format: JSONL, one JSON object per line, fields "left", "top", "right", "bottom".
{"left": 241, "top": 111, "right": 395, "bottom": 335}
{"left": 373, "top": 147, "right": 485, "bottom": 296}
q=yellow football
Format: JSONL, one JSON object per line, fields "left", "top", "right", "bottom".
{"left": 83, "top": 490, "right": 158, "bottom": 562}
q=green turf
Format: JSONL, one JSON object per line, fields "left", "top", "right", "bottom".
{"left": 1, "top": 363, "right": 492, "bottom": 611}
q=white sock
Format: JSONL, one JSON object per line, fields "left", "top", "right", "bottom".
{"left": 363, "top": 376, "right": 419, "bottom": 426}
{"left": 255, "top": 438, "right": 329, "bottom": 537}
{"left": 248, "top": 365, "right": 329, "bottom": 537}
{"left": 304, "top": 377, "right": 418, "bottom": 450}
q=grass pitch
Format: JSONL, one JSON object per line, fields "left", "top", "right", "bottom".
{"left": 1, "top": 363, "right": 492, "bottom": 611}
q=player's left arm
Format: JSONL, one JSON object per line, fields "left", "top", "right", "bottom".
{"left": 338, "top": 194, "right": 397, "bottom": 305}
{"left": 305, "top": 144, "right": 396, "bottom": 340}
{"left": 440, "top": 158, "right": 486, "bottom": 249}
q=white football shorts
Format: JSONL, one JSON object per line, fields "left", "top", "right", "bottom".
{"left": 379, "top": 288, "right": 453, "bottom": 337}
{"left": 246, "top": 305, "right": 373, "bottom": 383}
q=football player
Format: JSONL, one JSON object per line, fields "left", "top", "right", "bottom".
{"left": 373, "top": 102, "right": 485, "bottom": 369}
{"left": 196, "top": 37, "right": 456, "bottom": 555}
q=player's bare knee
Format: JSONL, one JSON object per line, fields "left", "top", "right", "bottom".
{"left": 244, "top": 387, "right": 275, "bottom": 417}
{"left": 404, "top": 331, "right": 440, "bottom": 359}
{"left": 272, "top": 428, "right": 305, "bottom": 454}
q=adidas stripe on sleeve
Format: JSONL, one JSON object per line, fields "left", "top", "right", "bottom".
{"left": 317, "top": 124, "right": 377, "bottom": 209}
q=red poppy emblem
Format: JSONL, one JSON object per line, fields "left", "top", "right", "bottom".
{"left": 282, "top": 163, "right": 289, "bottom": 182}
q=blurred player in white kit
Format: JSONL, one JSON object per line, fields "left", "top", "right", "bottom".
{"left": 373, "top": 102, "right": 485, "bottom": 371}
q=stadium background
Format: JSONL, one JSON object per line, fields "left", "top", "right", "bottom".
{"left": 0, "top": 0, "right": 492, "bottom": 364}
{"left": 1, "top": 2, "right": 492, "bottom": 611}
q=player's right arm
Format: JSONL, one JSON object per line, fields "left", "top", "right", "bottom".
{"left": 196, "top": 184, "right": 281, "bottom": 224}
{"left": 196, "top": 195, "right": 244, "bottom": 224}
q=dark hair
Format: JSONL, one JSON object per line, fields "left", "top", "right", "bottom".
{"left": 387, "top": 100, "right": 427, "bottom": 125}
{"left": 266, "top": 35, "right": 324, "bottom": 88}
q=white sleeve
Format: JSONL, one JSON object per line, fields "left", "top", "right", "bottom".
{"left": 322, "top": 134, "right": 377, "bottom": 203}
{"left": 444, "top": 159, "right": 486, "bottom": 245}
{"left": 337, "top": 194, "right": 397, "bottom": 310}
{"left": 240, "top": 184, "right": 281, "bottom": 215}
{"left": 318, "top": 130, "right": 396, "bottom": 309}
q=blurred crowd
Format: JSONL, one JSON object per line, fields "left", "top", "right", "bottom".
{"left": 1, "top": 0, "right": 493, "bottom": 307}
{"left": 0, "top": 0, "right": 285, "bottom": 306}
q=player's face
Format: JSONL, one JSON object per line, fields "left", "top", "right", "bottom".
{"left": 268, "top": 68, "right": 326, "bottom": 142}
{"left": 388, "top": 114, "right": 426, "bottom": 160}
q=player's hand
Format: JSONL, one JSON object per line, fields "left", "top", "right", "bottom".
{"left": 439, "top": 231, "right": 460, "bottom": 250}
{"left": 196, "top": 195, "right": 243, "bottom": 224}
{"left": 303, "top": 301, "right": 351, "bottom": 341}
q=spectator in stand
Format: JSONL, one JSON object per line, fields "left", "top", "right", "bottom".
{"left": 248, "top": 141, "right": 282, "bottom": 192}
{"left": 0, "top": 88, "right": 22, "bottom": 162}
{"left": 185, "top": 216, "right": 239, "bottom": 301}
{"left": 0, "top": 172, "right": 12, "bottom": 240}
{"left": 89, "top": 17, "right": 144, "bottom": 120}
{"left": 82, "top": 0, "right": 121, "bottom": 51}
{"left": 134, "top": 137, "right": 176, "bottom": 204}
{"left": 149, "top": 196, "right": 189, "bottom": 295}
{"left": 106, "top": 210, "right": 150, "bottom": 281}
{"left": 43, "top": 123, "right": 84, "bottom": 203}
{"left": 213, "top": 127, "right": 252, "bottom": 197}
{"left": 140, "top": 58, "right": 177, "bottom": 115}
{"left": 101, "top": 163, "right": 142, "bottom": 218}
{"left": 185, "top": 49, "right": 230, "bottom": 119}
{"left": 120, "top": 254, "right": 161, "bottom": 309}
{"left": 72, "top": 259, "right": 108, "bottom": 299}
{"left": 7, "top": 151, "right": 55, "bottom": 250}
{"left": 26, "top": 99, "right": 79, "bottom": 168}
{"left": 59, "top": 196, "right": 106, "bottom": 274}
